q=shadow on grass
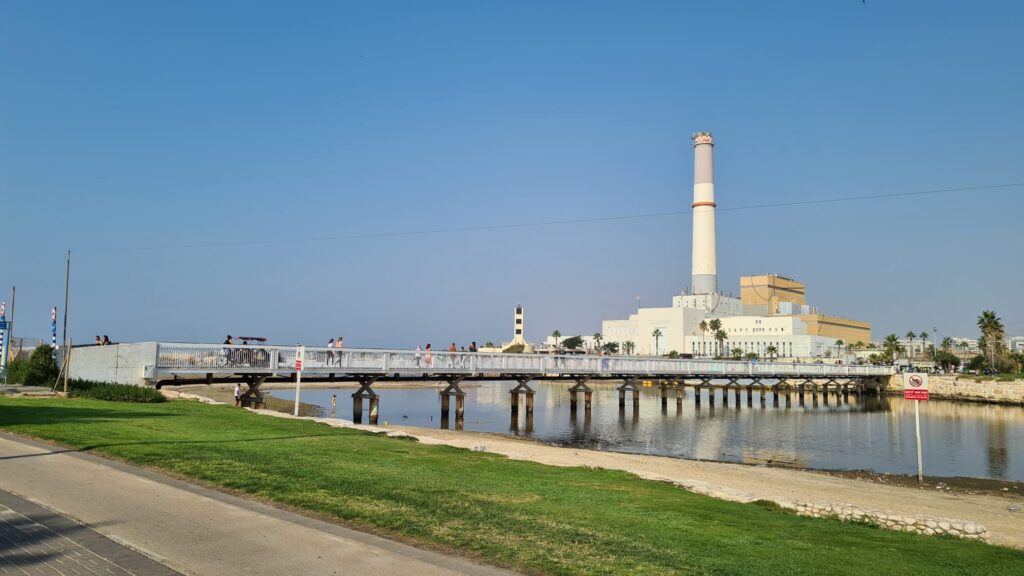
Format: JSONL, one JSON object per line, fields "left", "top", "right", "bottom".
{"left": 0, "top": 404, "right": 174, "bottom": 426}
{"left": 0, "top": 433, "right": 338, "bottom": 461}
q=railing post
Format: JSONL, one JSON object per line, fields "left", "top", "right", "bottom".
{"left": 382, "top": 352, "right": 389, "bottom": 372}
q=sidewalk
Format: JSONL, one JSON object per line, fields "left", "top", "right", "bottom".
{"left": 0, "top": 488, "right": 180, "bottom": 575}
{"left": 0, "top": 433, "right": 514, "bottom": 576}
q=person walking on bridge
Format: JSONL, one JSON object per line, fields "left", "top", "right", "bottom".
{"left": 335, "top": 336, "right": 344, "bottom": 367}
{"left": 449, "top": 343, "right": 457, "bottom": 368}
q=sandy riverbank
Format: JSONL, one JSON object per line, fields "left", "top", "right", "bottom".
{"left": 165, "top": 386, "right": 1024, "bottom": 549}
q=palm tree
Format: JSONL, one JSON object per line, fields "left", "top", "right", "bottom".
{"left": 592, "top": 332, "right": 603, "bottom": 352}
{"left": 941, "top": 337, "right": 953, "bottom": 352}
{"left": 552, "top": 330, "right": 561, "bottom": 349}
{"left": 714, "top": 329, "right": 727, "bottom": 358}
{"left": 707, "top": 319, "right": 722, "bottom": 356}
{"left": 766, "top": 345, "right": 778, "bottom": 360}
{"left": 834, "top": 339, "right": 844, "bottom": 358}
{"left": 651, "top": 329, "right": 663, "bottom": 356}
{"left": 623, "top": 340, "right": 635, "bottom": 355}
{"left": 730, "top": 347, "right": 743, "bottom": 360}
{"left": 698, "top": 320, "right": 708, "bottom": 357}
{"left": 977, "top": 310, "right": 1005, "bottom": 367}
{"left": 883, "top": 334, "right": 902, "bottom": 364}
{"left": 920, "top": 331, "right": 931, "bottom": 350}
{"left": 905, "top": 331, "right": 917, "bottom": 359}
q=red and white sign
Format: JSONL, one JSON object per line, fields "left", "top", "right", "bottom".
{"left": 903, "top": 373, "right": 929, "bottom": 401}
{"left": 295, "top": 344, "right": 305, "bottom": 372}
{"left": 295, "top": 359, "right": 303, "bottom": 371}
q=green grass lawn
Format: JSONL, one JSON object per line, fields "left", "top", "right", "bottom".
{"left": 1, "top": 397, "right": 1021, "bottom": 575}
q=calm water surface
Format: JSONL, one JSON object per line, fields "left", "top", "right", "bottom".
{"left": 270, "top": 381, "right": 1024, "bottom": 481}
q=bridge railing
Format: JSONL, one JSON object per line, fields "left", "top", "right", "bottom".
{"left": 154, "top": 343, "right": 894, "bottom": 378}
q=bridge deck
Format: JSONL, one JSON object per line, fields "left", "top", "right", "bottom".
{"left": 152, "top": 343, "right": 894, "bottom": 382}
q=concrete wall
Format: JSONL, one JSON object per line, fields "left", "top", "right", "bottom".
{"left": 887, "top": 374, "right": 1024, "bottom": 405}
{"left": 66, "top": 343, "right": 158, "bottom": 386}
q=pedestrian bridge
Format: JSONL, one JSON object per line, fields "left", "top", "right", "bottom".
{"left": 148, "top": 340, "right": 892, "bottom": 381}
{"left": 67, "top": 342, "right": 895, "bottom": 426}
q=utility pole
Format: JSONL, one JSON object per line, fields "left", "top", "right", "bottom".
{"left": 4, "top": 286, "right": 14, "bottom": 386}
{"left": 63, "top": 250, "right": 70, "bottom": 351}
{"left": 8, "top": 286, "right": 15, "bottom": 354}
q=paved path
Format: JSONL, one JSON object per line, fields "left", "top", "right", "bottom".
{"left": 0, "top": 488, "right": 179, "bottom": 575}
{"left": 0, "top": 434, "right": 514, "bottom": 576}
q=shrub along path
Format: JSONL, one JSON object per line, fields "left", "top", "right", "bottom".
{"left": 0, "top": 397, "right": 1021, "bottom": 576}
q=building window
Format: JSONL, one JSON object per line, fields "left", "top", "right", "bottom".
{"left": 515, "top": 329, "right": 522, "bottom": 335}
{"left": 515, "top": 319, "right": 522, "bottom": 324}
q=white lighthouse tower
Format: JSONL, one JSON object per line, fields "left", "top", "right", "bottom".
{"left": 512, "top": 304, "right": 525, "bottom": 345}
{"left": 691, "top": 132, "right": 718, "bottom": 294}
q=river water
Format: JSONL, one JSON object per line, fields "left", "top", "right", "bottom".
{"left": 270, "top": 381, "right": 1024, "bottom": 481}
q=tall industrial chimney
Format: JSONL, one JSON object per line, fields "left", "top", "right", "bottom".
{"left": 691, "top": 132, "right": 717, "bottom": 294}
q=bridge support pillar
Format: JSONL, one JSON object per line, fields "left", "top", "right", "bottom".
{"left": 440, "top": 376, "right": 466, "bottom": 428}
{"left": 823, "top": 382, "right": 830, "bottom": 406}
{"left": 351, "top": 376, "right": 380, "bottom": 425}
{"left": 772, "top": 386, "right": 780, "bottom": 408}
{"left": 569, "top": 377, "right": 592, "bottom": 415}
{"left": 510, "top": 378, "right": 535, "bottom": 418}
{"left": 694, "top": 385, "right": 701, "bottom": 407}
{"left": 759, "top": 385, "right": 766, "bottom": 409}
{"left": 369, "top": 396, "right": 380, "bottom": 424}
{"left": 676, "top": 383, "right": 684, "bottom": 410}
{"left": 616, "top": 379, "right": 641, "bottom": 412}
{"left": 660, "top": 382, "right": 669, "bottom": 409}
{"left": 734, "top": 387, "right": 741, "bottom": 407}
{"left": 238, "top": 375, "right": 268, "bottom": 409}
{"left": 353, "top": 396, "right": 362, "bottom": 423}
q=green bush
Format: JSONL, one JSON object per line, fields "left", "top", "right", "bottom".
{"left": 6, "top": 345, "right": 59, "bottom": 386}
{"left": 67, "top": 379, "right": 166, "bottom": 403}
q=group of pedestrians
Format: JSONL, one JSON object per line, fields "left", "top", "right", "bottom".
{"left": 324, "top": 336, "right": 344, "bottom": 367}
{"left": 412, "top": 341, "right": 478, "bottom": 369}
{"left": 93, "top": 335, "right": 111, "bottom": 346}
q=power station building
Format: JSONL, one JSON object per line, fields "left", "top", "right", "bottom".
{"left": 600, "top": 132, "right": 871, "bottom": 359}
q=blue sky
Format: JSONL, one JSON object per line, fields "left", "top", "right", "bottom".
{"left": 1, "top": 0, "right": 1022, "bottom": 347}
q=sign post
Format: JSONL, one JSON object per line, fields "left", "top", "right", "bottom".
{"left": 903, "top": 373, "right": 930, "bottom": 483}
{"left": 0, "top": 301, "right": 7, "bottom": 386}
{"left": 293, "top": 344, "right": 305, "bottom": 416}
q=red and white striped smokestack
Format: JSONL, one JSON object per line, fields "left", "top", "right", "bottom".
{"left": 691, "top": 132, "right": 717, "bottom": 294}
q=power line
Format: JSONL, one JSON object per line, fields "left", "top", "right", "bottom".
{"left": 78, "top": 181, "right": 1023, "bottom": 253}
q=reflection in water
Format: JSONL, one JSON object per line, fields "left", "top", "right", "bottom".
{"left": 988, "top": 421, "right": 1008, "bottom": 478}
{"left": 272, "top": 381, "right": 1024, "bottom": 481}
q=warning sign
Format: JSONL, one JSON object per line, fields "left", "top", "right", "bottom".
{"left": 903, "top": 373, "right": 929, "bottom": 401}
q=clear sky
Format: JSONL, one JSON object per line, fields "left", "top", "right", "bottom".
{"left": 1, "top": 0, "right": 1022, "bottom": 348}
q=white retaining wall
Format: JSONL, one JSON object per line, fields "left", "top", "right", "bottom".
{"left": 66, "top": 343, "right": 158, "bottom": 386}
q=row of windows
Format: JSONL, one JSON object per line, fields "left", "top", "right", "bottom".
{"left": 691, "top": 341, "right": 795, "bottom": 357}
